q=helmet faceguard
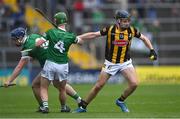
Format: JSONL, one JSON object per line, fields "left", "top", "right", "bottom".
{"left": 115, "top": 10, "right": 131, "bottom": 29}
{"left": 54, "top": 12, "right": 68, "bottom": 26}
{"left": 10, "top": 27, "right": 26, "bottom": 47}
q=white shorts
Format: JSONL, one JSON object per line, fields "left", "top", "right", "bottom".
{"left": 41, "top": 60, "right": 68, "bottom": 81}
{"left": 102, "top": 59, "right": 133, "bottom": 75}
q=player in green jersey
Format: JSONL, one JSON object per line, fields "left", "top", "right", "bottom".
{"left": 4, "top": 27, "right": 82, "bottom": 112}
{"left": 39, "top": 12, "right": 84, "bottom": 113}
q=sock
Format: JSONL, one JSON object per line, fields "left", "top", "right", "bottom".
{"left": 118, "top": 95, "right": 126, "bottom": 102}
{"left": 39, "top": 102, "right": 43, "bottom": 107}
{"left": 79, "top": 100, "right": 88, "bottom": 109}
{"left": 61, "top": 104, "right": 66, "bottom": 109}
{"left": 42, "top": 101, "right": 48, "bottom": 108}
{"left": 71, "top": 93, "right": 82, "bottom": 103}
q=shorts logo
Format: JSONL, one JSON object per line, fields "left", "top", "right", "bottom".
{"left": 113, "top": 40, "right": 128, "bottom": 47}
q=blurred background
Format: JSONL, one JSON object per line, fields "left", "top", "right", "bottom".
{"left": 0, "top": 0, "right": 180, "bottom": 85}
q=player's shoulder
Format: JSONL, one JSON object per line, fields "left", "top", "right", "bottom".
{"left": 65, "top": 30, "right": 75, "bottom": 36}
{"left": 24, "top": 34, "right": 41, "bottom": 46}
{"left": 45, "top": 28, "right": 56, "bottom": 34}
{"left": 103, "top": 24, "right": 114, "bottom": 29}
{"left": 28, "top": 33, "right": 42, "bottom": 39}
{"left": 64, "top": 31, "right": 76, "bottom": 39}
{"left": 129, "top": 25, "right": 141, "bottom": 37}
{"left": 129, "top": 25, "right": 138, "bottom": 31}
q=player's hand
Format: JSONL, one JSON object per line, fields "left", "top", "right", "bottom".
{"left": 149, "top": 49, "right": 157, "bottom": 60}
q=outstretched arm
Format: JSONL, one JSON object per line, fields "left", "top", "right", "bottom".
{"left": 4, "top": 58, "right": 29, "bottom": 87}
{"left": 139, "top": 33, "right": 157, "bottom": 60}
{"left": 77, "top": 31, "right": 101, "bottom": 44}
{"left": 78, "top": 31, "right": 101, "bottom": 40}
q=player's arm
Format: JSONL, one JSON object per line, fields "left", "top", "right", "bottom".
{"left": 76, "top": 26, "right": 109, "bottom": 44}
{"left": 77, "top": 31, "right": 101, "bottom": 44}
{"left": 78, "top": 31, "right": 101, "bottom": 40}
{"left": 4, "top": 58, "right": 29, "bottom": 87}
{"left": 139, "top": 34, "right": 154, "bottom": 50}
{"left": 139, "top": 33, "right": 157, "bottom": 60}
{"left": 77, "top": 30, "right": 106, "bottom": 44}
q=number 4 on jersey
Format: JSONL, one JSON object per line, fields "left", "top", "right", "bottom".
{"left": 54, "top": 41, "right": 65, "bottom": 53}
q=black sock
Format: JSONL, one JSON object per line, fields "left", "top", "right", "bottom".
{"left": 79, "top": 99, "right": 88, "bottom": 109}
{"left": 118, "top": 95, "right": 126, "bottom": 102}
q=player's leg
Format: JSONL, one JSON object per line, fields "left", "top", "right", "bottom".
{"left": 31, "top": 73, "right": 43, "bottom": 111}
{"left": 54, "top": 63, "right": 71, "bottom": 112}
{"left": 53, "top": 80, "right": 70, "bottom": 112}
{"left": 40, "top": 77, "right": 51, "bottom": 113}
{"left": 65, "top": 84, "right": 82, "bottom": 104}
{"left": 53, "top": 81, "right": 81, "bottom": 104}
{"left": 40, "top": 60, "right": 56, "bottom": 113}
{"left": 85, "top": 71, "right": 111, "bottom": 104}
{"left": 73, "top": 70, "right": 111, "bottom": 113}
{"left": 58, "top": 80, "right": 71, "bottom": 112}
{"left": 116, "top": 66, "right": 138, "bottom": 112}
{"left": 121, "top": 67, "right": 138, "bottom": 99}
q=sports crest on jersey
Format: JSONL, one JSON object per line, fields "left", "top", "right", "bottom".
{"left": 119, "top": 33, "right": 124, "bottom": 39}
{"left": 113, "top": 33, "right": 129, "bottom": 47}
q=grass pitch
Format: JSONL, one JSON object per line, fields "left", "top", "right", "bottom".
{"left": 0, "top": 84, "right": 180, "bottom": 118}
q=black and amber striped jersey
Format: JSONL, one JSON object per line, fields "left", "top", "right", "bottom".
{"left": 100, "top": 24, "right": 141, "bottom": 64}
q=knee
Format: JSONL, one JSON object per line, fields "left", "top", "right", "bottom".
{"left": 59, "top": 84, "right": 66, "bottom": 92}
{"left": 32, "top": 82, "right": 40, "bottom": 89}
{"left": 59, "top": 87, "right": 66, "bottom": 93}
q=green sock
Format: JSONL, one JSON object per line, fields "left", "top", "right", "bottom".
{"left": 39, "top": 102, "right": 43, "bottom": 107}
{"left": 71, "top": 93, "right": 81, "bottom": 103}
{"left": 42, "top": 101, "right": 48, "bottom": 108}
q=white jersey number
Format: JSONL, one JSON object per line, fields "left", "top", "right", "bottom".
{"left": 41, "top": 40, "right": 49, "bottom": 49}
{"left": 54, "top": 41, "right": 65, "bottom": 53}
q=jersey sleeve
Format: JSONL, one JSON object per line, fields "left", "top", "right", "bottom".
{"left": 133, "top": 27, "right": 141, "bottom": 38}
{"left": 65, "top": 33, "right": 77, "bottom": 44}
{"left": 100, "top": 26, "right": 110, "bottom": 36}
{"left": 74, "top": 36, "right": 80, "bottom": 44}
{"left": 21, "top": 49, "right": 32, "bottom": 59}
{"left": 72, "top": 34, "right": 78, "bottom": 44}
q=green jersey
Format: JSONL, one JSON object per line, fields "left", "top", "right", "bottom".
{"left": 21, "top": 34, "right": 48, "bottom": 67}
{"left": 44, "top": 28, "right": 77, "bottom": 64}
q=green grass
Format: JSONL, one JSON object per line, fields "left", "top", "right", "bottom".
{"left": 0, "top": 84, "right": 180, "bottom": 118}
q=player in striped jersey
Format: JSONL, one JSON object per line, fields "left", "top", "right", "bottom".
{"left": 74, "top": 10, "right": 157, "bottom": 113}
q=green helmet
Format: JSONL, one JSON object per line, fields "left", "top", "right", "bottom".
{"left": 54, "top": 12, "right": 67, "bottom": 25}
